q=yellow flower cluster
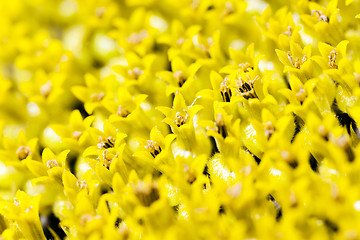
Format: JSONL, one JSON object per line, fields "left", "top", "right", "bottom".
{"left": 0, "top": 0, "right": 360, "bottom": 239}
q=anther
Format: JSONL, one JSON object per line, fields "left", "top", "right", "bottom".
{"left": 284, "top": 26, "right": 293, "bottom": 37}
{"left": 174, "top": 111, "right": 188, "bottom": 127}
{"left": 329, "top": 51, "right": 338, "bottom": 69}
{"left": 281, "top": 151, "right": 298, "bottom": 168}
{"left": 16, "top": 146, "right": 31, "bottom": 160}
{"left": 95, "top": 7, "right": 106, "bottom": 18}
{"left": 128, "top": 67, "right": 144, "bottom": 80}
{"left": 127, "top": 30, "right": 148, "bottom": 45}
{"left": 117, "top": 106, "right": 130, "bottom": 118}
{"left": 145, "top": 140, "right": 162, "bottom": 158}
{"left": 215, "top": 113, "right": 227, "bottom": 138}
{"left": 47, "top": 159, "right": 59, "bottom": 169}
{"left": 97, "top": 136, "right": 115, "bottom": 149}
{"left": 296, "top": 87, "right": 307, "bottom": 104}
{"left": 102, "top": 149, "right": 112, "bottom": 169}
{"left": 220, "top": 1, "right": 234, "bottom": 19}
{"left": 236, "top": 76, "right": 258, "bottom": 99}
{"left": 220, "top": 78, "right": 232, "bottom": 102}
{"left": 90, "top": 92, "right": 105, "bottom": 102}
{"left": 173, "top": 71, "right": 186, "bottom": 87}
{"left": 238, "top": 63, "right": 253, "bottom": 73}
{"left": 133, "top": 181, "right": 160, "bottom": 207}
{"left": 318, "top": 125, "right": 329, "bottom": 141}
{"left": 335, "top": 135, "right": 354, "bottom": 162}
{"left": 40, "top": 81, "right": 52, "bottom": 98}
{"left": 77, "top": 180, "right": 88, "bottom": 190}
{"left": 287, "top": 52, "right": 307, "bottom": 69}
{"left": 264, "top": 121, "right": 275, "bottom": 140}
{"left": 311, "top": 9, "right": 329, "bottom": 22}
{"left": 184, "top": 165, "right": 196, "bottom": 184}
{"left": 72, "top": 131, "right": 82, "bottom": 140}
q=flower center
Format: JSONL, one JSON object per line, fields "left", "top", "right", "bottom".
{"left": 329, "top": 51, "right": 338, "bottom": 69}
{"left": 216, "top": 113, "right": 227, "bottom": 138}
{"left": 117, "top": 105, "right": 130, "bottom": 118}
{"left": 284, "top": 26, "right": 293, "bottom": 37}
{"left": 90, "top": 92, "right": 105, "bottom": 102}
{"left": 127, "top": 30, "right": 148, "bottom": 45}
{"left": 72, "top": 131, "right": 82, "bottom": 140}
{"left": 311, "top": 10, "right": 329, "bottom": 22}
{"left": 174, "top": 111, "right": 189, "bottom": 127}
{"left": 184, "top": 164, "right": 196, "bottom": 184}
{"left": 16, "top": 146, "right": 31, "bottom": 160}
{"left": 318, "top": 125, "right": 329, "bottom": 141}
{"left": 145, "top": 140, "right": 162, "bottom": 158}
{"left": 281, "top": 151, "right": 298, "bottom": 168}
{"left": 238, "top": 63, "right": 253, "bottom": 73}
{"left": 220, "top": 2, "right": 234, "bottom": 19}
{"left": 40, "top": 81, "right": 52, "bottom": 98}
{"left": 133, "top": 181, "right": 160, "bottom": 207}
{"left": 77, "top": 180, "right": 88, "bottom": 190}
{"left": 97, "top": 136, "right": 115, "bottom": 149}
{"left": 47, "top": 159, "right": 59, "bottom": 169}
{"left": 296, "top": 88, "right": 307, "bottom": 104}
{"left": 128, "top": 67, "right": 143, "bottom": 80}
{"left": 334, "top": 135, "right": 354, "bottom": 162}
{"left": 236, "top": 75, "right": 258, "bottom": 99}
{"left": 220, "top": 78, "right": 232, "bottom": 102}
{"left": 287, "top": 52, "right": 307, "bottom": 69}
{"left": 264, "top": 121, "right": 275, "bottom": 139}
{"left": 173, "top": 71, "right": 186, "bottom": 87}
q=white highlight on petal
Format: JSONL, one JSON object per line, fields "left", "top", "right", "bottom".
{"left": 27, "top": 102, "right": 40, "bottom": 117}
{"left": 150, "top": 15, "right": 168, "bottom": 32}
{"left": 59, "top": 0, "right": 78, "bottom": 17}
{"left": 270, "top": 168, "right": 282, "bottom": 177}
{"left": 211, "top": 157, "right": 235, "bottom": 182}
{"left": 354, "top": 201, "right": 360, "bottom": 211}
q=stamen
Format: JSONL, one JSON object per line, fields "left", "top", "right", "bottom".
{"left": 95, "top": 7, "right": 106, "bottom": 18}
{"left": 128, "top": 67, "right": 144, "bottom": 80}
{"left": 47, "top": 159, "right": 59, "bottom": 169}
{"left": 102, "top": 149, "right": 113, "bottom": 169}
{"left": 133, "top": 181, "right": 160, "bottom": 207}
{"left": 77, "top": 180, "right": 88, "bottom": 191}
{"left": 220, "top": 1, "right": 234, "bottom": 19}
{"left": 296, "top": 88, "right": 307, "bottom": 104}
{"left": 236, "top": 76, "right": 258, "bottom": 99}
{"left": 311, "top": 9, "right": 329, "bottom": 22}
{"left": 238, "top": 63, "right": 253, "bottom": 73}
{"left": 80, "top": 214, "right": 92, "bottom": 226}
{"left": 284, "top": 26, "right": 293, "bottom": 37}
{"left": 215, "top": 113, "right": 227, "bottom": 138}
{"left": 127, "top": 30, "right": 148, "bottom": 45}
{"left": 220, "top": 78, "right": 232, "bottom": 102}
{"left": 334, "top": 135, "right": 354, "bottom": 162}
{"left": 97, "top": 136, "right": 115, "bottom": 149}
{"left": 145, "top": 140, "right": 162, "bottom": 158}
{"left": 329, "top": 51, "right": 338, "bottom": 69}
{"left": 40, "top": 81, "right": 52, "bottom": 98}
{"left": 174, "top": 111, "right": 189, "bottom": 127}
{"left": 318, "top": 125, "right": 329, "bottom": 141}
{"left": 287, "top": 51, "right": 307, "bottom": 69}
{"left": 72, "top": 131, "right": 82, "bottom": 140}
{"left": 16, "top": 146, "right": 32, "bottom": 160}
{"left": 184, "top": 165, "right": 196, "bottom": 184}
{"left": 264, "top": 121, "right": 275, "bottom": 139}
{"left": 117, "top": 106, "right": 130, "bottom": 117}
{"left": 90, "top": 92, "right": 105, "bottom": 102}
{"left": 281, "top": 151, "right": 298, "bottom": 168}
{"left": 173, "top": 71, "right": 186, "bottom": 87}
